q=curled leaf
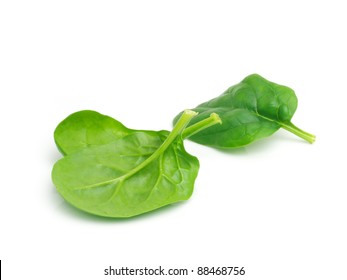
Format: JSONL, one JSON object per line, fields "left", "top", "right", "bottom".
{"left": 174, "top": 74, "right": 315, "bottom": 148}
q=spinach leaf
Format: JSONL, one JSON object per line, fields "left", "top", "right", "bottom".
{"left": 173, "top": 74, "right": 315, "bottom": 148}
{"left": 54, "top": 110, "right": 129, "bottom": 155}
{"left": 52, "top": 110, "right": 221, "bottom": 218}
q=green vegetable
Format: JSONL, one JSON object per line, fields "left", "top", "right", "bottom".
{"left": 52, "top": 74, "right": 315, "bottom": 218}
{"left": 52, "top": 110, "right": 221, "bottom": 218}
{"left": 173, "top": 74, "right": 315, "bottom": 148}
{"left": 54, "top": 110, "right": 129, "bottom": 155}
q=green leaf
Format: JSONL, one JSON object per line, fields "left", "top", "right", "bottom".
{"left": 54, "top": 110, "right": 129, "bottom": 155}
{"left": 173, "top": 74, "right": 315, "bottom": 148}
{"left": 52, "top": 110, "right": 221, "bottom": 218}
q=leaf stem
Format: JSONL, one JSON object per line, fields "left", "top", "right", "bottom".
{"left": 122, "top": 110, "right": 198, "bottom": 179}
{"left": 281, "top": 122, "right": 316, "bottom": 143}
{"left": 182, "top": 113, "right": 222, "bottom": 139}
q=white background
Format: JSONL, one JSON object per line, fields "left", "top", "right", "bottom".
{"left": 1, "top": 1, "right": 346, "bottom": 279}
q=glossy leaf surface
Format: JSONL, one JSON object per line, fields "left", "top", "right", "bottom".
{"left": 174, "top": 74, "right": 315, "bottom": 148}
{"left": 54, "top": 110, "right": 129, "bottom": 155}
{"left": 52, "top": 110, "right": 206, "bottom": 218}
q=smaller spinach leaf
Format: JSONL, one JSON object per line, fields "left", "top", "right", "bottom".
{"left": 173, "top": 74, "right": 315, "bottom": 148}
